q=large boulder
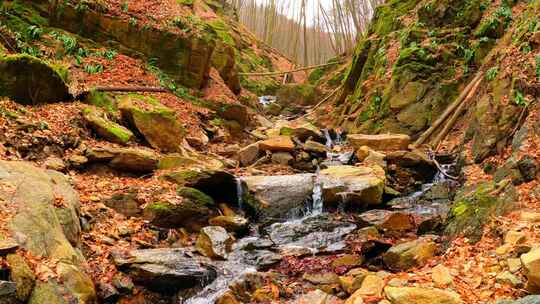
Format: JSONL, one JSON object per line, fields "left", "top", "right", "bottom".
{"left": 348, "top": 134, "right": 410, "bottom": 151}
{"left": 0, "top": 161, "right": 96, "bottom": 303}
{"left": 259, "top": 136, "right": 296, "bottom": 152}
{"left": 0, "top": 54, "right": 70, "bottom": 104}
{"left": 521, "top": 247, "right": 540, "bottom": 292}
{"left": 384, "top": 286, "right": 462, "bottom": 304}
{"left": 242, "top": 174, "right": 315, "bottom": 221}
{"left": 112, "top": 248, "right": 217, "bottom": 293}
{"left": 280, "top": 122, "right": 324, "bottom": 142}
{"left": 319, "top": 165, "right": 386, "bottom": 206}
{"left": 82, "top": 107, "right": 134, "bottom": 145}
{"left": 195, "top": 226, "right": 234, "bottom": 259}
{"left": 383, "top": 238, "right": 438, "bottom": 271}
{"left": 119, "top": 94, "right": 185, "bottom": 153}
{"left": 143, "top": 187, "right": 215, "bottom": 231}
{"left": 6, "top": 253, "right": 36, "bottom": 302}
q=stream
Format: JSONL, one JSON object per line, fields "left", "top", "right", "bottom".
{"left": 181, "top": 130, "right": 456, "bottom": 304}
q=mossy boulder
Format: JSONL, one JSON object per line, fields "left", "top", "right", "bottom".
{"left": 0, "top": 54, "right": 70, "bottom": 104}
{"left": 119, "top": 94, "right": 185, "bottom": 153}
{"left": 143, "top": 187, "right": 215, "bottom": 231}
{"left": 445, "top": 179, "right": 518, "bottom": 242}
{"left": 383, "top": 238, "right": 438, "bottom": 271}
{"left": 276, "top": 84, "right": 319, "bottom": 109}
{"left": 6, "top": 254, "right": 36, "bottom": 302}
{"left": 82, "top": 107, "right": 134, "bottom": 145}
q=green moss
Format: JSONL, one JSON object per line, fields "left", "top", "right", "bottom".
{"left": 177, "top": 187, "right": 215, "bottom": 206}
{"left": 206, "top": 19, "right": 235, "bottom": 46}
{"left": 84, "top": 90, "right": 117, "bottom": 114}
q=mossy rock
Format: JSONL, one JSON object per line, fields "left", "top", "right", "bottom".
{"left": 0, "top": 54, "right": 70, "bottom": 104}
{"left": 82, "top": 107, "right": 134, "bottom": 145}
{"left": 177, "top": 186, "right": 215, "bottom": 207}
{"left": 276, "top": 84, "right": 319, "bottom": 107}
{"left": 444, "top": 179, "right": 518, "bottom": 242}
{"left": 6, "top": 254, "right": 36, "bottom": 302}
{"left": 83, "top": 90, "right": 117, "bottom": 114}
{"left": 119, "top": 94, "right": 185, "bottom": 153}
{"left": 418, "top": 0, "right": 482, "bottom": 28}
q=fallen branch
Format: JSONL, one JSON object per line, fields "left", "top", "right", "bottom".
{"left": 431, "top": 74, "right": 483, "bottom": 148}
{"left": 239, "top": 61, "right": 344, "bottom": 76}
{"left": 413, "top": 72, "right": 483, "bottom": 148}
{"left": 75, "top": 86, "right": 169, "bottom": 100}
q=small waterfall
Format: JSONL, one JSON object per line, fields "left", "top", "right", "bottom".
{"left": 323, "top": 128, "right": 333, "bottom": 148}
{"left": 310, "top": 166, "right": 324, "bottom": 215}
{"left": 236, "top": 177, "right": 244, "bottom": 210}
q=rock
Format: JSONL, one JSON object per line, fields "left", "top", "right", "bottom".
{"left": 68, "top": 154, "right": 89, "bottom": 168}
{"left": 195, "top": 226, "right": 233, "bottom": 259}
{"left": 241, "top": 249, "right": 282, "bottom": 269}
{"left": 43, "top": 156, "right": 66, "bottom": 171}
{"left": 304, "top": 140, "right": 329, "bottom": 154}
{"left": 332, "top": 254, "right": 364, "bottom": 269}
{"left": 0, "top": 238, "right": 19, "bottom": 255}
{"left": 521, "top": 247, "right": 540, "bottom": 292}
{"left": 86, "top": 146, "right": 159, "bottom": 173}
{"left": 0, "top": 281, "right": 16, "bottom": 298}
{"left": 111, "top": 273, "right": 134, "bottom": 293}
{"left": 383, "top": 238, "right": 438, "bottom": 271}
{"left": 384, "top": 286, "right": 462, "bottom": 304}
{"left": 208, "top": 216, "right": 248, "bottom": 233}
{"left": 112, "top": 248, "right": 217, "bottom": 293}
{"left": 82, "top": 107, "right": 134, "bottom": 145}
{"left": 517, "top": 155, "right": 539, "bottom": 182}
{"left": 387, "top": 278, "right": 408, "bottom": 287}
{"left": 319, "top": 165, "right": 386, "bottom": 206}
{"left": 143, "top": 187, "right": 215, "bottom": 231}
{"left": 507, "top": 258, "right": 522, "bottom": 273}
{"left": 186, "top": 129, "right": 209, "bottom": 148}
{"left": 160, "top": 168, "right": 237, "bottom": 204}
{"left": 496, "top": 271, "right": 522, "bottom": 287}
{"left": 0, "top": 160, "right": 96, "bottom": 302}
{"left": 520, "top": 212, "right": 540, "bottom": 223}
{"left": 357, "top": 210, "right": 415, "bottom": 233}
{"left": 303, "top": 272, "right": 340, "bottom": 285}
{"left": 279, "top": 245, "right": 314, "bottom": 257}
{"left": 348, "top": 134, "right": 410, "bottom": 151}
{"left": 104, "top": 191, "right": 142, "bottom": 217}
{"left": 259, "top": 136, "right": 295, "bottom": 152}
{"left": 355, "top": 146, "right": 371, "bottom": 162}
{"left": 496, "top": 295, "right": 540, "bottom": 304}
{"left": 431, "top": 264, "right": 453, "bottom": 286}
{"left": 238, "top": 143, "right": 260, "bottom": 166}
{"left": 271, "top": 152, "right": 293, "bottom": 165}
{"left": 276, "top": 84, "right": 319, "bottom": 108}
{"left": 0, "top": 54, "right": 70, "bottom": 104}
{"left": 242, "top": 174, "right": 315, "bottom": 221}
{"left": 280, "top": 122, "right": 324, "bottom": 142}
{"left": 216, "top": 291, "right": 240, "bottom": 304}
{"left": 97, "top": 282, "right": 119, "bottom": 302}
{"left": 119, "top": 94, "right": 185, "bottom": 152}
{"left": 346, "top": 274, "right": 384, "bottom": 299}
{"left": 504, "top": 230, "right": 527, "bottom": 245}
{"left": 296, "top": 289, "right": 342, "bottom": 304}
{"left": 340, "top": 273, "right": 367, "bottom": 295}
{"left": 6, "top": 254, "right": 36, "bottom": 302}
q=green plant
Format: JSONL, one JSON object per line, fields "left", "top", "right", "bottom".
{"left": 75, "top": 1, "right": 88, "bottom": 13}
{"left": 514, "top": 90, "right": 527, "bottom": 107}
{"left": 485, "top": 67, "right": 498, "bottom": 81}
{"left": 25, "top": 25, "right": 43, "bottom": 40}
{"left": 536, "top": 55, "right": 540, "bottom": 79}
{"left": 121, "top": 1, "right": 129, "bottom": 12}
{"left": 21, "top": 45, "right": 42, "bottom": 57}
{"left": 463, "top": 48, "right": 474, "bottom": 63}
{"left": 84, "top": 63, "right": 104, "bottom": 74}
{"left": 95, "top": 49, "right": 117, "bottom": 60}
{"left": 129, "top": 17, "right": 137, "bottom": 27}
{"left": 58, "top": 34, "right": 77, "bottom": 54}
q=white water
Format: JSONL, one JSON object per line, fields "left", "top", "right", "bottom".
{"left": 236, "top": 177, "right": 244, "bottom": 210}
{"left": 323, "top": 128, "right": 333, "bottom": 148}
{"left": 311, "top": 167, "right": 324, "bottom": 215}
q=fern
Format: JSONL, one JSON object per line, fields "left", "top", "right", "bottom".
{"left": 486, "top": 67, "right": 498, "bottom": 81}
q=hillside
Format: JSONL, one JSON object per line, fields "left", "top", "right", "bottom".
{"left": 0, "top": 0, "right": 539, "bottom": 304}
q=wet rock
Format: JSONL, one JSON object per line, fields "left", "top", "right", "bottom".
{"left": 280, "top": 122, "right": 324, "bottom": 142}
{"left": 241, "top": 249, "right": 282, "bottom": 269}
{"left": 239, "top": 238, "right": 274, "bottom": 251}
{"left": 295, "top": 289, "right": 341, "bottom": 304}
{"left": 383, "top": 238, "right": 438, "bottom": 271}
{"left": 320, "top": 165, "right": 386, "bottom": 206}
{"left": 384, "top": 286, "right": 462, "bottom": 304}
{"left": 238, "top": 143, "right": 260, "bottom": 166}
{"left": 208, "top": 215, "right": 248, "bottom": 233}
{"left": 43, "top": 156, "right": 66, "bottom": 171}
{"left": 267, "top": 214, "right": 356, "bottom": 253}
{"left": 521, "top": 247, "right": 540, "bottom": 292}
{"left": 119, "top": 94, "right": 185, "bottom": 152}
{"left": 82, "top": 107, "right": 134, "bottom": 145}
{"left": 6, "top": 254, "right": 36, "bottom": 302}
{"left": 229, "top": 272, "right": 266, "bottom": 302}
{"left": 279, "top": 245, "right": 313, "bottom": 257}
{"left": 385, "top": 150, "right": 437, "bottom": 191}
{"left": 195, "top": 226, "right": 233, "bottom": 259}
{"left": 143, "top": 187, "right": 215, "bottom": 231}
{"left": 0, "top": 54, "right": 71, "bottom": 104}
{"left": 242, "top": 174, "right": 314, "bottom": 221}
{"left": 431, "top": 264, "right": 453, "bottom": 286}
{"left": 0, "top": 160, "right": 96, "bottom": 302}
{"left": 357, "top": 210, "right": 414, "bottom": 233}
{"left": 112, "top": 248, "right": 217, "bottom": 293}
{"left": 104, "top": 191, "right": 143, "bottom": 217}
{"left": 304, "top": 140, "right": 329, "bottom": 154}
{"left": 259, "top": 136, "right": 295, "bottom": 152}
{"left": 348, "top": 134, "right": 410, "bottom": 151}
{"left": 271, "top": 152, "right": 294, "bottom": 165}
{"left": 160, "top": 168, "right": 237, "bottom": 204}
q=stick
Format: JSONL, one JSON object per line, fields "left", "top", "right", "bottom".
{"left": 431, "top": 75, "right": 483, "bottom": 148}
{"left": 91, "top": 86, "right": 169, "bottom": 93}
{"left": 239, "top": 61, "right": 344, "bottom": 76}
{"left": 413, "top": 72, "right": 484, "bottom": 148}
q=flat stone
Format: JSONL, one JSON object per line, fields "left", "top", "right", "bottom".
{"left": 521, "top": 247, "right": 540, "bottom": 292}
{"left": 0, "top": 238, "right": 19, "bottom": 255}
{"left": 304, "top": 140, "right": 329, "bottom": 154}
{"left": 279, "top": 245, "right": 313, "bottom": 257}
{"left": 348, "top": 274, "right": 384, "bottom": 297}
{"left": 295, "top": 289, "right": 342, "bottom": 304}
{"left": 238, "top": 143, "right": 260, "bottom": 166}
{"left": 348, "top": 134, "right": 410, "bottom": 151}
{"left": 384, "top": 286, "right": 462, "bottom": 304}
{"left": 332, "top": 254, "right": 364, "bottom": 269}
{"left": 209, "top": 216, "right": 249, "bottom": 233}
{"left": 271, "top": 152, "right": 293, "bottom": 165}
{"left": 431, "top": 264, "right": 453, "bottom": 286}
{"left": 195, "top": 226, "right": 233, "bottom": 259}
{"left": 507, "top": 258, "right": 522, "bottom": 273}
{"left": 496, "top": 271, "right": 522, "bottom": 287}
{"left": 383, "top": 238, "right": 438, "bottom": 271}
{"left": 505, "top": 230, "right": 527, "bottom": 245}
{"left": 357, "top": 210, "right": 415, "bottom": 233}
{"left": 259, "top": 136, "right": 295, "bottom": 152}
{"left": 303, "top": 272, "right": 340, "bottom": 285}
